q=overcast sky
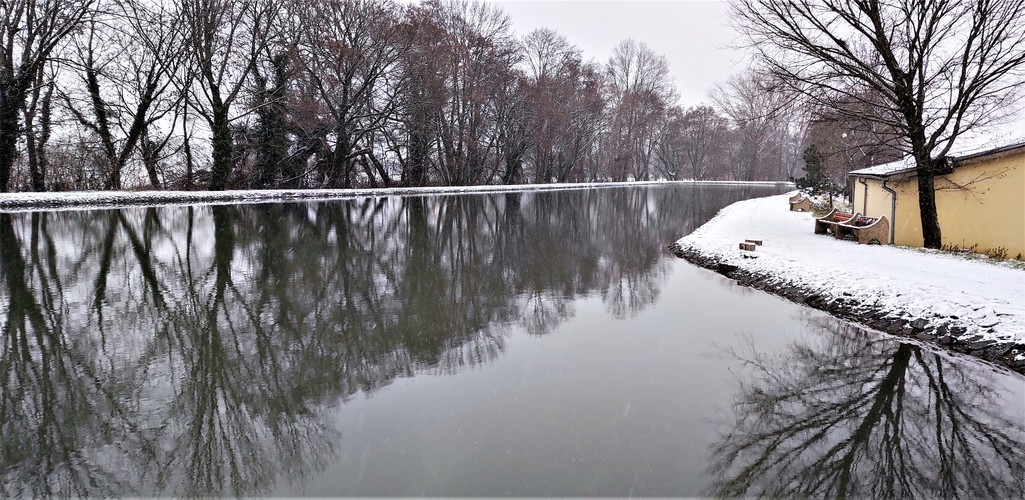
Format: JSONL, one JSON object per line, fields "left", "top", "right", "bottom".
{"left": 495, "top": 0, "right": 749, "bottom": 107}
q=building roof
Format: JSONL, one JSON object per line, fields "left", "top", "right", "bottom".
{"left": 848, "top": 117, "right": 1025, "bottom": 179}
{"left": 848, "top": 156, "right": 917, "bottom": 178}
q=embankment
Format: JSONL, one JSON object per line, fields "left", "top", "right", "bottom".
{"left": 669, "top": 193, "right": 1025, "bottom": 375}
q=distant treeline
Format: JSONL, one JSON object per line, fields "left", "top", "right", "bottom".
{"left": 1, "top": 0, "right": 808, "bottom": 193}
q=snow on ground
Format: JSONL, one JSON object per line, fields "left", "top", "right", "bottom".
{"left": 674, "top": 192, "right": 1025, "bottom": 352}
{"left": 0, "top": 180, "right": 789, "bottom": 213}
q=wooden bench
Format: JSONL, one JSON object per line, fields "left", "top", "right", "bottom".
{"left": 789, "top": 193, "right": 813, "bottom": 212}
{"left": 814, "top": 208, "right": 857, "bottom": 236}
{"left": 834, "top": 215, "right": 890, "bottom": 244}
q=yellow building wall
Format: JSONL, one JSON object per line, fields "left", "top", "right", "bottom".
{"left": 854, "top": 150, "right": 1025, "bottom": 259}
{"left": 936, "top": 152, "right": 1025, "bottom": 258}
{"left": 890, "top": 177, "right": 924, "bottom": 248}
{"left": 852, "top": 177, "right": 894, "bottom": 239}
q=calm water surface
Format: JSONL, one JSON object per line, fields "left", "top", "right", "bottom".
{"left": 1, "top": 185, "right": 1022, "bottom": 497}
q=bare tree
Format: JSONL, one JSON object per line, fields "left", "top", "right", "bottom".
{"left": 61, "top": 1, "right": 186, "bottom": 190}
{"left": 679, "top": 105, "right": 730, "bottom": 180}
{"left": 520, "top": 28, "right": 579, "bottom": 183}
{"left": 733, "top": 0, "right": 1025, "bottom": 248}
{"left": 389, "top": 1, "right": 447, "bottom": 187}
{"left": 429, "top": 0, "right": 519, "bottom": 186}
{"left": 804, "top": 96, "right": 904, "bottom": 188}
{"left": 564, "top": 61, "right": 607, "bottom": 182}
{"left": 182, "top": 0, "right": 277, "bottom": 190}
{"left": 493, "top": 70, "right": 529, "bottom": 184}
{"left": 22, "top": 64, "right": 55, "bottom": 191}
{"left": 0, "top": 0, "right": 94, "bottom": 192}
{"left": 296, "top": 0, "right": 408, "bottom": 189}
{"left": 651, "top": 106, "right": 685, "bottom": 180}
{"left": 248, "top": 48, "right": 294, "bottom": 189}
{"left": 519, "top": 30, "right": 607, "bottom": 183}
{"left": 710, "top": 70, "right": 794, "bottom": 181}
{"left": 605, "top": 39, "right": 675, "bottom": 181}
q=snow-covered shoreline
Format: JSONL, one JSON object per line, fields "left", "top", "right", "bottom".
{"left": 0, "top": 180, "right": 791, "bottom": 213}
{"left": 671, "top": 192, "right": 1025, "bottom": 374}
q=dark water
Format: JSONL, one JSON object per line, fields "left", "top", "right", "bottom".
{"left": 1, "top": 185, "right": 1022, "bottom": 497}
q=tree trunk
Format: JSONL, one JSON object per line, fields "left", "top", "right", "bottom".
{"left": 141, "top": 134, "right": 162, "bottom": 189}
{"left": 25, "top": 122, "right": 39, "bottom": 191}
{"left": 915, "top": 156, "right": 942, "bottom": 249}
{"left": 369, "top": 152, "right": 393, "bottom": 187}
{"left": 503, "top": 155, "right": 522, "bottom": 185}
{"left": 32, "top": 84, "right": 53, "bottom": 191}
{"left": 408, "top": 125, "right": 429, "bottom": 187}
{"left": 325, "top": 146, "right": 351, "bottom": 189}
{"left": 24, "top": 74, "right": 42, "bottom": 191}
{"left": 359, "top": 156, "right": 378, "bottom": 188}
{"left": 0, "top": 85, "right": 27, "bottom": 192}
{"left": 502, "top": 138, "right": 524, "bottom": 185}
{"left": 181, "top": 100, "right": 195, "bottom": 190}
{"left": 327, "top": 132, "right": 356, "bottom": 189}
{"left": 208, "top": 104, "right": 233, "bottom": 191}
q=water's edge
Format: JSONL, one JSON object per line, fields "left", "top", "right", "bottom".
{"left": 0, "top": 181, "right": 793, "bottom": 213}
{"left": 668, "top": 242, "right": 1025, "bottom": 376}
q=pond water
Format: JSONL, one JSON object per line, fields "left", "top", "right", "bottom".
{"left": 1, "top": 184, "right": 1022, "bottom": 497}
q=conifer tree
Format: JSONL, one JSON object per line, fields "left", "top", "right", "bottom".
{"left": 798, "top": 144, "right": 826, "bottom": 192}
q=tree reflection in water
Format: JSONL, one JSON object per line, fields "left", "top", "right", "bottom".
{"left": 1, "top": 186, "right": 763, "bottom": 496}
{"left": 710, "top": 315, "right": 1025, "bottom": 498}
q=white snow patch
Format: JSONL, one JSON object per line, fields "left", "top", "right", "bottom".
{"left": 674, "top": 192, "right": 1025, "bottom": 346}
{"left": 0, "top": 180, "right": 791, "bottom": 213}
{"left": 850, "top": 115, "right": 1025, "bottom": 178}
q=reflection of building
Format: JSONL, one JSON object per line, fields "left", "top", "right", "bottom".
{"left": 848, "top": 139, "right": 1025, "bottom": 259}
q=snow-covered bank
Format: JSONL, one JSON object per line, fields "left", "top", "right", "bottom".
{"left": 671, "top": 192, "right": 1025, "bottom": 374}
{"left": 0, "top": 180, "right": 791, "bottom": 213}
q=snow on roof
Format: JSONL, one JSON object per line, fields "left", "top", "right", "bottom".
{"left": 849, "top": 114, "right": 1025, "bottom": 178}
{"left": 943, "top": 114, "right": 1025, "bottom": 158}
{"left": 848, "top": 156, "right": 917, "bottom": 177}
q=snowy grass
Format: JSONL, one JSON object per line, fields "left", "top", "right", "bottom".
{"left": 674, "top": 192, "right": 1025, "bottom": 351}
{"left": 902, "top": 245, "right": 1025, "bottom": 271}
